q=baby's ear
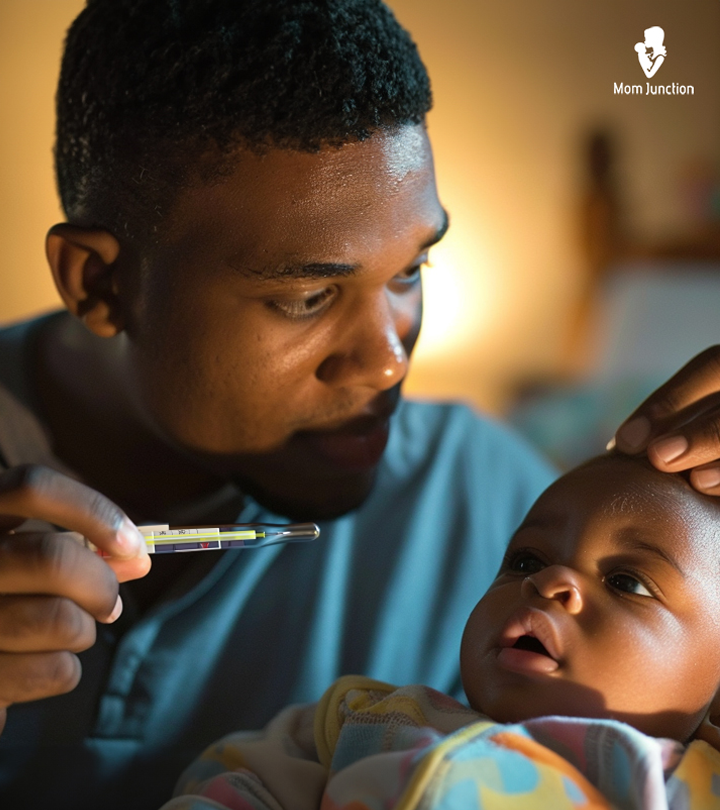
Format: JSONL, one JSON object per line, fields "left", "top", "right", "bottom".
{"left": 46, "top": 224, "right": 124, "bottom": 337}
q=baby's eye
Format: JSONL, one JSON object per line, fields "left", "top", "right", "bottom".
{"left": 605, "top": 573, "right": 653, "bottom": 598}
{"left": 506, "top": 551, "right": 545, "bottom": 575}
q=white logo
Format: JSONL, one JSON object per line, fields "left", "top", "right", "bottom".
{"left": 614, "top": 27, "right": 692, "bottom": 96}
{"left": 634, "top": 26, "right": 666, "bottom": 78}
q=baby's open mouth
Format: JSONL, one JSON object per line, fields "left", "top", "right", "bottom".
{"left": 496, "top": 610, "right": 562, "bottom": 674}
{"left": 496, "top": 630, "right": 560, "bottom": 675}
{"left": 512, "top": 635, "right": 552, "bottom": 658}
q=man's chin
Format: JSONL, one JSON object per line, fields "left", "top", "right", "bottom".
{"left": 233, "top": 466, "right": 379, "bottom": 522}
{"left": 225, "top": 403, "right": 396, "bottom": 520}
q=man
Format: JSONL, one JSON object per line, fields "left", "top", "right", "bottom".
{"left": 0, "top": 1, "right": 719, "bottom": 808}
{"left": 0, "top": 3, "right": 554, "bottom": 807}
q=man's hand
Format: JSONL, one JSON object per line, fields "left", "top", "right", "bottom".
{"left": 0, "top": 465, "right": 150, "bottom": 733}
{"left": 612, "top": 346, "right": 720, "bottom": 493}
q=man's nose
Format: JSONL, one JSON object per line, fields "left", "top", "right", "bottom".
{"left": 521, "top": 565, "right": 584, "bottom": 614}
{"left": 315, "top": 291, "right": 417, "bottom": 390}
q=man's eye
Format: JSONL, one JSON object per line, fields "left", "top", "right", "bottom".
{"left": 506, "top": 551, "right": 545, "bottom": 575}
{"left": 395, "top": 264, "right": 423, "bottom": 283}
{"left": 266, "top": 287, "right": 337, "bottom": 319}
{"left": 392, "top": 256, "right": 429, "bottom": 287}
{"left": 605, "top": 573, "right": 653, "bottom": 598}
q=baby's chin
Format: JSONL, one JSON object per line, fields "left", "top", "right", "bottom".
{"left": 464, "top": 674, "right": 609, "bottom": 727}
{"left": 469, "top": 683, "right": 707, "bottom": 742}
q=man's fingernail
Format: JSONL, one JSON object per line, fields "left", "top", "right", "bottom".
{"left": 606, "top": 437, "right": 616, "bottom": 451}
{"left": 650, "top": 435, "right": 689, "bottom": 464}
{"left": 617, "top": 416, "right": 651, "bottom": 450}
{"left": 694, "top": 467, "right": 720, "bottom": 490}
{"left": 106, "top": 595, "right": 123, "bottom": 623}
{"left": 116, "top": 518, "right": 146, "bottom": 555}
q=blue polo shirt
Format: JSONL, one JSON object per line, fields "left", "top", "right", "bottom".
{"left": 0, "top": 317, "right": 555, "bottom": 810}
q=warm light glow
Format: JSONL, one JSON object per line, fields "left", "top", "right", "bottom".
{"left": 415, "top": 235, "right": 499, "bottom": 361}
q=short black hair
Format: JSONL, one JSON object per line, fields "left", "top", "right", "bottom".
{"left": 55, "top": 0, "right": 432, "bottom": 242}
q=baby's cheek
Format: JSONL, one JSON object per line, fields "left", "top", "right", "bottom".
{"left": 459, "top": 604, "right": 490, "bottom": 707}
{"left": 597, "top": 623, "right": 701, "bottom": 713}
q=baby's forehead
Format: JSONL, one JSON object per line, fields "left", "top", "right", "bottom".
{"left": 557, "top": 454, "right": 691, "bottom": 505}
{"left": 527, "top": 454, "right": 720, "bottom": 565}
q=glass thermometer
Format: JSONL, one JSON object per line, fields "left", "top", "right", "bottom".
{"left": 79, "top": 522, "right": 320, "bottom": 555}
{"left": 140, "top": 523, "right": 320, "bottom": 554}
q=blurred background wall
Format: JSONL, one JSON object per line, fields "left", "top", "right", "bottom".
{"left": 1, "top": 0, "right": 719, "bottom": 417}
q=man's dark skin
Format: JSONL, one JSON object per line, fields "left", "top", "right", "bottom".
{"left": 1, "top": 120, "right": 719, "bottom": 738}
{"left": 0, "top": 123, "right": 446, "bottom": 730}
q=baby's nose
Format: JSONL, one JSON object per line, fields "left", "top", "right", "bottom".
{"left": 521, "top": 565, "right": 583, "bottom": 614}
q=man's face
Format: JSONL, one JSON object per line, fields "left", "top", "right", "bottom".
{"left": 122, "top": 125, "right": 446, "bottom": 519}
{"left": 460, "top": 456, "right": 720, "bottom": 741}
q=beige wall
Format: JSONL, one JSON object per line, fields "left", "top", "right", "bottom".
{"left": 0, "top": 1, "right": 83, "bottom": 323}
{"left": 1, "top": 1, "right": 718, "bottom": 412}
{"left": 390, "top": 0, "right": 720, "bottom": 410}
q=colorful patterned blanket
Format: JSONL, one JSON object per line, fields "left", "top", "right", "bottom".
{"left": 160, "top": 676, "right": 720, "bottom": 810}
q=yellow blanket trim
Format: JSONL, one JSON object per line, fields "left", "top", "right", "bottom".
{"left": 392, "top": 725, "right": 614, "bottom": 810}
{"left": 671, "top": 740, "right": 720, "bottom": 808}
{"left": 314, "top": 675, "right": 398, "bottom": 770}
{"left": 394, "top": 720, "right": 497, "bottom": 810}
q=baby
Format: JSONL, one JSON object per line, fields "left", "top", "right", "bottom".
{"left": 161, "top": 453, "right": 720, "bottom": 809}
{"left": 462, "top": 450, "right": 720, "bottom": 743}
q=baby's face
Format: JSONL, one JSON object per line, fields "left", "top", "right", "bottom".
{"left": 461, "top": 455, "right": 720, "bottom": 741}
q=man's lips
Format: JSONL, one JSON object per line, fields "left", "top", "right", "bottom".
{"left": 294, "top": 416, "right": 391, "bottom": 472}
{"left": 495, "top": 609, "right": 563, "bottom": 675}
{"left": 289, "top": 390, "right": 399, "bottom": 472}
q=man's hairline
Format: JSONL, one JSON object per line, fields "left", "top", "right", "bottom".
{"left": 62, "top": 120, "right": 433, "bottom": 248}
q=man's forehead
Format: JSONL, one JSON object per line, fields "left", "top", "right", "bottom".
{"left": 194, "top": 123, "right": 433, "bottom": 190}
{"left": 163, "top": 124, "right": 443, "bottom": 264}
{"left": 265, "top": 124, "right": 436, "bottom": 203}
{"left": 378, "top": 125, "right": 433, "bottom": 182}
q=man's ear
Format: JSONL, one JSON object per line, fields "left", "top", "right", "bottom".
{"left": 46, "top": 223, "right": 124, "bottom": 338}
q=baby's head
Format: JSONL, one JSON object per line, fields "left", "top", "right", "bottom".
{"left": 461, "top": 453, "right": 720, "bottom": 741}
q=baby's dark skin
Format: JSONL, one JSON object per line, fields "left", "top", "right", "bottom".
{"left": 461, "top": 454, "right": 720, "bottom": 742}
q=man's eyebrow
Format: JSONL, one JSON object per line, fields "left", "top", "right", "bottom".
{"left": 227, "top": 209, "right": 450, "bottom": 282}
{"left": 227, "top": 260, "right": 359, "bottom": 281}
{"left": 616, "top": 533, "right": 685, "bottom": 576}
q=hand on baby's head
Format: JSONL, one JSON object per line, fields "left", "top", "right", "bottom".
{"left": 460, "top": 453, "right": 720, "bottom": 742}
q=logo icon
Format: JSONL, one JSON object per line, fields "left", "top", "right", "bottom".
{"left": 634, "top": 26, "right": 666, "bottom": 78}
